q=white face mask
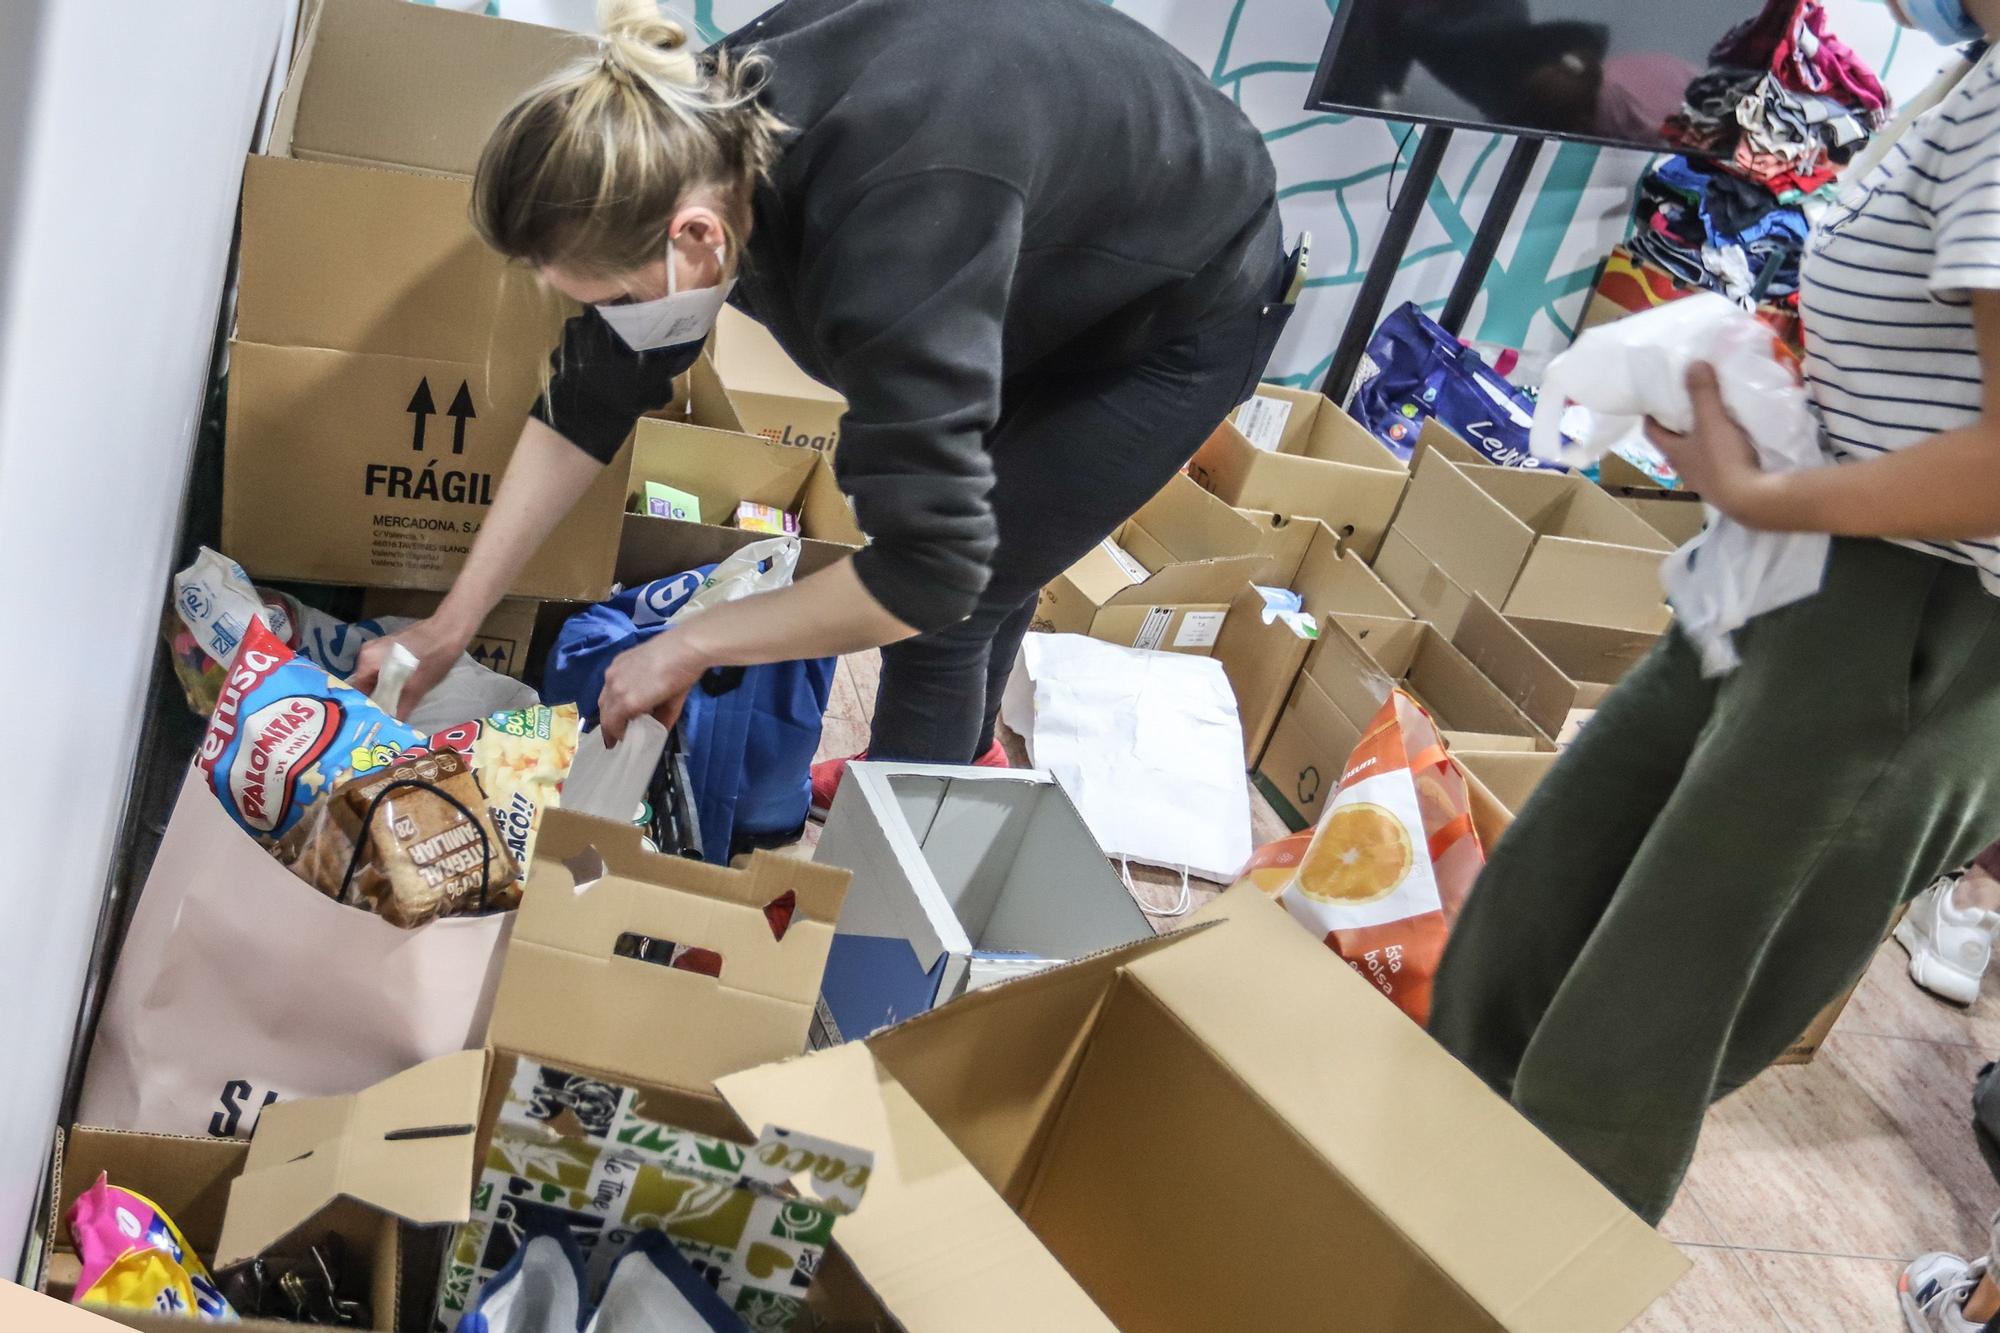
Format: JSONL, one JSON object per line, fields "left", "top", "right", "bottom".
{"left": 594, "top": 236, "right": 735, "bottom": 352}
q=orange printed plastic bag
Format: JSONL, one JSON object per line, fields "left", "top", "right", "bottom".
{"left": 1235, "top": 689, "right": 1484, "bottom": 1022}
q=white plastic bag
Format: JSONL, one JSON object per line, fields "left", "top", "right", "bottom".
{"left": 1529, "top": 295, "right": 1832, "bottom": 674}
{"left": 627, "top": 535, "right": 801, "bottom": 628}
{"left": 170, "top": 546, "right": 539, "bottom": 726}
{"left": 1001, "top": 634, "right": 1251, "bottom": 883}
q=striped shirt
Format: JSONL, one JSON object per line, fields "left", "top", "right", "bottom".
{"left": 1803, "top": 47, "right": 2000, "bottom": 585}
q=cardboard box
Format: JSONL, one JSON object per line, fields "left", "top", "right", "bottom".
{"left": 616, "top": 358, "right": 865, "bottom": 585}
{"left": 224, "top": 1, "right": 633, "bottom": 600}
{"left": 1451, "top": 598, "right": 1660, "bottom": 742}
{"left": 1255, "top": 613, "right": 1551, "bottom": 830}
{"left": 1215, "top": 516, "right": 1411, "bottom": 764}
{"left": 716, "top": 886, "right": 1688, "bottom": 1331}
{"left": 1599, "top": 453, "right": 1707, "bottom": 546}
{"left": 43, "top": 1050, "right": 486, "bottom": 1331}
{"left": 437, "top": 805, "right": 856, "bottom": 1327}
{"left": 811, "top": 763, "right": 1155, "bottom": 1047}
{"left": 359, "top": 590, "right": 541, "bottom": 680}
{"left": 1034, "top": 473, "right": 1270, "bottom": 655}
{"left": 1381, "top": 449, "right": 1674, "bottom": 636}
{"left": 712, "top": 306, "right": 847, "bottom": 454}
{"left": 273, "top": 0, "right": 590, "bottom": 177}
{"left": 1189, "top": 414, "right": 1409, "bottom": 561}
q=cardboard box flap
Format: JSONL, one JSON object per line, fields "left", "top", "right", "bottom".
{"left": 714, "top": 307, "right": 845, "bottom": 405}
{"left": 1394, "top": 451, "right": 1536, "bottom": 604}
{"left": 275, "top": 0, "right": 592, "bottom": 176}
{"left": 1467, "top": 465, "right": 1673, "bottom": 553}
{"left": 1504, "top": 539, "right": 1673, "bottom": 633}
{"left": 490, "top": 808, "right": 849, "bottom": 1090}
{"left": 863, "top": 929, "right": 1202, "bottom": 1203}
{"left": 1100, "top": 554, "right": 1263, "bottom": 609}
{"left": 718, "top": 1043, "right": 1114, "bottom": 1330}
{"left": 216, "top": 1049, "right": 487, "bottom": 1268}
{"left": 816, "top": 764, "right": 981, "bottom": 972}
{"left": 1452, "top": 598, "right": 1577, "bottom": 740}
{"left": 1507, "top": 616, "right": 1660, "bottom": 686}
{"left": 1130, "top": 473, "right": 1271, "bottom": 568}
{"left": 237, "top": 155, "right": 564, "bottom": 363}
{"left": 1126, "top": 889, "right": 1687, "bottom": 1331}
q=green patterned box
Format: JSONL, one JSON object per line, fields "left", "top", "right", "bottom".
{"left": 434, "top": 1058, "right": 870, "bottom": 1332}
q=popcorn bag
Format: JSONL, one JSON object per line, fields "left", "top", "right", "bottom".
{"left": 1235, "top": 690, "right": 1484, "bottom": 1022}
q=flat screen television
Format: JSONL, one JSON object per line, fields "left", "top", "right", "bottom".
{"left": 1307, "top": 0, "right": 1775, "bottom": 153}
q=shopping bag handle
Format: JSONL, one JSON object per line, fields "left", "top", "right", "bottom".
{"left": 340, "top": 777, "right": 498, "bottom": 913}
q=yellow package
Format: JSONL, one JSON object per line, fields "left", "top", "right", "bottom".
{"left": 69, "top": 1174, "right": 234, "bottom": 1321}
{"left": 428, "top": 704, "right": 581, "bottom": 874}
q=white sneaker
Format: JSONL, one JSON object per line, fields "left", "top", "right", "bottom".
{"left": 1897, "top": 877, "right": 2000, "bottom": 1007}
{"left": 1902, "top": 1252, "right": 1987, "bottom": 1332}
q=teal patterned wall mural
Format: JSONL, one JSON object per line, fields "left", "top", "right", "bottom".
{"left": 418, "top": 0, "right": 1956, "bottom": 386}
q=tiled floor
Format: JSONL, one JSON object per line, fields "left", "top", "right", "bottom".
{"left": 810, "top": 651, "right": 1995, "bottom": 1330}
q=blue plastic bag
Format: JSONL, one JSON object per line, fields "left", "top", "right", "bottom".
{"left": 544, "top": 554, "right": 834, "bottom": 865}
{"left": 1350, "top": 302, "right": 1563, "bottom": 470}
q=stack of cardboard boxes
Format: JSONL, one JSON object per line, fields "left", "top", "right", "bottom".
{"left": 217, "top": 0, "right": 854, "bottom": 656}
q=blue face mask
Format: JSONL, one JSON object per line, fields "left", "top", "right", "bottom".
{"left": 1898, "top": 0, "right": 1985, "bottom": 45}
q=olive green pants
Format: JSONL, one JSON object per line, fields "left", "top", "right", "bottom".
{"left": 1430, "top": 539, "right": 2000, "bottom": 1224}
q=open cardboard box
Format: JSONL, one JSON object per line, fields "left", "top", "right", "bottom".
{"left": 224, "top": 0, "right": 634, "bottom": 601}
{"left": 1034, "top": 473, "right": 1271, "bottom": 655}
{"left": 616, "top": 360, "right": 865, "bottom": 585}
{"left": 718, "top": 885, "right": 1688, "bottom": 1330}
{"left": 42, "top": 1050, "right": 487, "bottom": 1332}
{"left": 1189, "top": 409, "right": 1409, "bottom": 561}
{"left": 1378, "top": 448, "right": 1674, "bottom": 637}
{"left": 1215, "top": 515, "right": 1412, "bottom": 765}
{"left": 810, "top": 763, "right": 1155, "bottom": 1046}
{"left": 712, "top": 306, "right": 847, "bottom": 454}
{"left": 435, "top": 806, "right": 857, "bottom": 1328}
{"left": 1451, "top": 598, "right": 1661, "bottom": 743}
{"left": 1255, "top": 613, "right": 1552, "bottom": 831}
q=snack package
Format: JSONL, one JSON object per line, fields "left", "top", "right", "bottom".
{"left": 197, "top": 618, "right": 426, "bottom": 841}
{"left": 429, "top": 705, "right": 581, "bottom": 874}
{"left": 278, "top": 749, "right": 521, "bottom": 927}
{"left": 1235, "top": 690, "right": 1484, "bottom": 1023}
{"left": 641, "top": 481, "right": 702, "bottom": 524}
{"left": 732, "top": 500, "right": 797, "bottom": 535}
{"left": 68, "top": 1174, "right": 235, "bottom": 1322}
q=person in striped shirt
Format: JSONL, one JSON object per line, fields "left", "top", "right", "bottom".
{"left": 1428, "top": 9, "right": 2000, "bottom": 1259}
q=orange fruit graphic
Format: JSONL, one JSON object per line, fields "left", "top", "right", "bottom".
{"left": 1296, "top": 803, "right": 1413, "bottom": 906}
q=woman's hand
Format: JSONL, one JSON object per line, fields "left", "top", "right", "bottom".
{"left": 599, "top": 631, "right": 709, "bottom": 745}
{"left": 1646, "top": 361, "right": 1783, "bottom": 527}
{"left": 349, "top": 616, "right": 472, "bottom": 719}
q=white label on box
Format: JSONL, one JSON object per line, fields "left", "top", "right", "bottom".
{"left": 1132, "top": 606, "right": 1174, "bottom": 652}
{"left": 1233, "top": 394, "right": 1294, "bottom": 452}
{"left": 1099, "top": 538, "right": 1149, "bottom": 584}
{"left": 1173, "top": 610, "right": 1227, "bottom": 648}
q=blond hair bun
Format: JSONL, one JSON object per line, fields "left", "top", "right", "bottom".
{"left": 597, "top": 0, "right": 700, "bottom": 93}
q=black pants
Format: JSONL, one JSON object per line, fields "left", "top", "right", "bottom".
{"left": 867, "top": 264, "right": 1293, "bottom": 763}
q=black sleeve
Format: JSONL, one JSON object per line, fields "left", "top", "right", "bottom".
{"left": 530, "top": 308, "right": 704, "bottom": 463}
{"left": 799, "top": 169, "right": 1025, "bottom": 632}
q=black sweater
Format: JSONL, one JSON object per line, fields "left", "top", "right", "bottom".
{"left": 533, "top": 0, "right": 1278, "bottom": 631}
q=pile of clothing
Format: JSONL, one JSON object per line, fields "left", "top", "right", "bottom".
{"left": 1635, "top": 0, "right": 1887, "bottom": 304}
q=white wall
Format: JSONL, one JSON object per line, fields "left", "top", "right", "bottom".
{"left": 0, "top": 0, "right": 284, "bottom": 1267}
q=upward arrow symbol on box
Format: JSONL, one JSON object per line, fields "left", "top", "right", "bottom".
{"left": 447, "top": 381, "right": 476, "bottom": 455}
{"left": 407, "top": 377, "right": 435, "bottom": 451}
